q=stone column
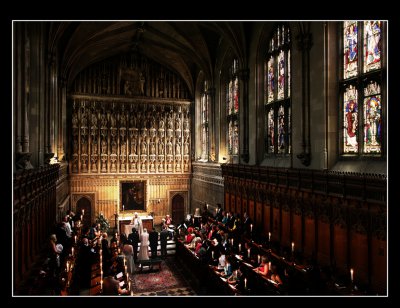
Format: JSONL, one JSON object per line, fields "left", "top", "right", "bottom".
{"left": 238, "top": 68, "right": 250, "bottom": 163}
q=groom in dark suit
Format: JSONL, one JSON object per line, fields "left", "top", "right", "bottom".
{"left": 149, "top": 228, "right": 159, "bottom": 258}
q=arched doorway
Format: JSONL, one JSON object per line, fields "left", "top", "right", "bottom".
{"left": 172, "top": 194, "right": 184, "bottom": 224}
{"left": 76, "top": 197, "right": 92, "bottom": 227}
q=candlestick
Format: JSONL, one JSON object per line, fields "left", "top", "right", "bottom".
{"left": 212, "top": 251, "right": 214, "bottom": 259}
{"left": 268, "top": 232, "right": 271, "bottom": 242}
{"left": 250, "top": 224, "right": 253, "bottom": 232}
{"left": 247, "top": 248, "right": 251, "bottom": 258}
{"left": 238, "top": 243, "right": 242, "bottom": 252}
{"left": 291, "top": 242, "right": 295, "bottom": 253}
{"left": 258, "top": 254, "right": 261, "bottom": 264}
{"left": 350, "top": 268, "right": 354, "bottom": 282}
{"left": 244, "top": 278, "right": 247, "bottom": 289}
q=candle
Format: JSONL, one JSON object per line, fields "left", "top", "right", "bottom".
{"left": 247, "top": 248, "right": 251, "bottom": 258}
{"left": 80, "top": 215, "right": 83, "bottom": 221}
{"left": 192, "top": 218, "right": 194, "bottom": 224}
{"left": 100, "top": 279, "right": 103, "bottom": 290}
{"left": 74, "top": 235, "right": 77, "bottom": 244}
{"left": 212, "top": 251, "right": 214, "bottom": 259}
{"left": 238, "top": 243, "right": 242, "bottom": 252}
{"left": 231, "top": 238, "right": 234, "bottom": 246}
{"left": 185, "top": 235, "right": 187, "bottom": 242}
{"left": 123, "top": 205, "right": 125, "bottom": 211}
{"left": 66, "top": 261, "right": 69, "bottom": 272}
{"left": 71, "top": 247, "right": 74, "bottom": 256}
{"left": 82, "top": 209, "right": 84, "bottom": 215}
{"left": 291, "top": 242, "right": 295, "bottom": 253}
{"left": 258, "top": 254, "right": 261, "bottom": 264}
{"left": 250, "top": 224, "right": 253, "bottom": 232}
{"left": 125, "top": 265, "right": 127, "bottom": 273}
{"left": 235, "top": 270, "right": 238, "bottom": 278}
{"left": 268, "top": 262, "right": 271, "bottom": 270}
{"left": 206, "top": 204, "right": 209, "bottom": 209}
{"left": 268, "top": 232, "right": 271, "bottom": 242}
{"left": 216, "top": 208, "right": 218, "bottom": 214}
{"left": 244, "top": 278, "right": 247, "bottom": 289}
{"left": 350, "top": 268, "right": 354, "bottom": 282}
{"left": 118, "top": 248, "right": 121, "bottom": 254}
{"left": 128, "top": 281, "right": 131, "bottom": 291}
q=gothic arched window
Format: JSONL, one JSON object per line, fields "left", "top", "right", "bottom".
{"left": 265, "top": 24, "right": 291, "bottom": 155}
{"left": 226, "top": 59, "right": 239, "bottom": 157}
{"left": 200, "top": 80, "right": 209, "bottom": 161}
{"left": 341, "top": 21, "right": 385, "bottom": 155}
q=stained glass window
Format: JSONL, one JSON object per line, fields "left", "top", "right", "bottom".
{"left": 226, "top": 59, "right": 239, "bottom": 156}
{"left": 340, "top": 21, "right": 384, "bottom": 156}
{"left": 265, "top": 24, "right": 291, "bottom": 155}
{"left": 200, "top": 80, "right": 209, "bottom": 161}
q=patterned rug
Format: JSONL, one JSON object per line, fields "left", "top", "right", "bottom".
{"left": 131, "top": 260, "right": 191, "bottom": 294}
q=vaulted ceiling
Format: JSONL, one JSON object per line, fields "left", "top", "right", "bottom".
{"left": 49, "top": 21, "right": 250, "bottom": 97}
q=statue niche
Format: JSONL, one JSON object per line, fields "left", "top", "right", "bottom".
{"left": 120, "top": 67, "right": 145, "bottom": 96}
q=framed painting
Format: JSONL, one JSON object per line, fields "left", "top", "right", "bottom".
{"left": 120, "top": 180, "right": 146, "bottom": 212}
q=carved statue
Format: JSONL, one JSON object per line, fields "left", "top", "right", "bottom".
{"left": 150, "top": 141, "right": 156, "bottom": 155}
{"left": 159, "top": 117, "right": 165, "bottom": 130}
{"left": 139, "top": 72, "right": 145, "bottom": 95}
{"left": 110, "top": 113, "right": 117, "bottom": 128}
{"left": 159, "top": 140, "right": 164, "bottom": 155}
{"left": 141, "top": 140, "right": 147, "bottom": 154}
{"left": 167, "top": 139, "right": 173, "bottom": 155}
{"left": 167, "top": 115, "right": 173, "bottom": 130}
{"left": 124, "top": 80, "right": 132, "bottom": 95}
{"left": 91, "top": 113, "right": 98, "bottom": 128}
{"left": 175, "top": 117, "right": 181, "bottom": 130}
{"left": 111, "top": 139, "right": 117, "bottom": 154}
{"left": 121, "top": 141, "right": 126, "bottom": 155}
{"left": 81, "top": 112, "right": 88, "bottom": 127}
{"left": 72, "top": 112, "right": 78, "bottom": 128}
{"left": 120, "top": 112, "right": 127, "bottom": 127}
{"left": 176, "top": 141, "right": 181, "bottom": 155}
{"left": 184, "top": 142, "right": 189, "bottom": 155}
{"left": 131, "top": 138, "right": 137, "bottom": 154}
{"left": 81, "top": 137, "right": 87, "bottom": 154}
{"left": 101, "top": 139, "right": 107, "bottom": 154}
{"left": 92, "top": 139, "right": 98, "bottom": 155}
{"left": 101, "top": 113, "right": 107, "bottom": 127}
{"left": 183, "top": 116, "right": 189, "bottom": 130}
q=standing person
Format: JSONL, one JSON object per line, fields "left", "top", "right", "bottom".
{"left": 122, "top": 240, "right": 135, "bottom": 275}
{"left": 149, "top": 228, "right": 159, "bottom": 258}
{"left": 138, "top": 228, "right": 149, "bottom": 261}
{"left": 215, "top": 204, "right": 223, "bottom": 221}
{"left": 128, "top": 228, "right": 139, "bottom": 262}
{"left": 160, "top": 225, "right": 169, "bottom": 259}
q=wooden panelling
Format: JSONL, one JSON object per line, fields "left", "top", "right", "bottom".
{"left": 292, "top": 213, "right": 302, "bottom": 250}
{"left": 255, "top": 201, "right": 262, "bottom": 226}
{"left": 248, "top": 200, "right": 255, "bottom": 222}
{"left": 263, "top": 204, "right": 271, "bottom": 236}
{"left": 333, "top": 225, "right": 348, "bottom": 270}
{"left": 281, "top": 210, "right": 291, "bottom": 247}
{"left": 304, "top": 217, "right": 315, "bottom": 257}
{"left": 221, "top": 165, "right": 387, "bottom": 293}
{"left": 272, "top": 207, "right": 280, "bottom": 241}
{"left": 317, "top": 221, "right": 331, "bottom": 265}
{"left": 350, "top": 231, "right": 369, "bottom": 283}
{"left": 370, "top": 236, "right": 387, "bottom": 294}
{"left": 224, "top": 192, "right": 230, "bottom": 213}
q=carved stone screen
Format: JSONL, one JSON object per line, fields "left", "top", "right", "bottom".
{"left": 69, "top": 52, "right": 191, "bottom": 175}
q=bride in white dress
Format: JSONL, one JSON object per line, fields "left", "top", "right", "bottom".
{"left": 138, "top": 228, "right": 149, "bottom": 261}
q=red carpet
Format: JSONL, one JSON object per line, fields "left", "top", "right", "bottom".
{"left": 132, "top": 261, "right": 183, "bottom": 293}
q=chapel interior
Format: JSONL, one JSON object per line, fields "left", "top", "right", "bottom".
{"left": 12, "top": 21, "right": 387, "bottom": 296}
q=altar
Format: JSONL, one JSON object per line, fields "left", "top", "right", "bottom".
{"left": 118, "top": 214, "right": 154, "bottom": 237}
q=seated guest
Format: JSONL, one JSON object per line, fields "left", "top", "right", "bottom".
{"left": 186, "top": 229, "right": 195, "bottom": 244}
{"left": 88, "top": 223, "right": 97, "bottom": 240}
{"left": 194, "top": 238, "right": 203, "bottom": 255}
{"left": 256, "top": 255, "right": 270, "bottom": 276}
{"left": 217, "top": 248, "right": 226, "bottom": 270}
{"left": 221, "top": 211, "right": 228, "bottom": 225}
{"left": 102, "top": 275, "right": 129, "bottom": 295}
{"left": 270, "top": 264, "right": 283, "bottom": 286}
{"left": 165, "top": 214, "right": 172, "bottom": 226}
{"left": 215, "top": 203, "right": 223, "bottom": 221}
{"left": 108, "top": 251, "right": 124, "bottom": 276}
{"left": 221, "top": 256, "right": 232, "bottom": 277}
{"left": 228, "top": 266, "right": 243, "bottom": 284}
